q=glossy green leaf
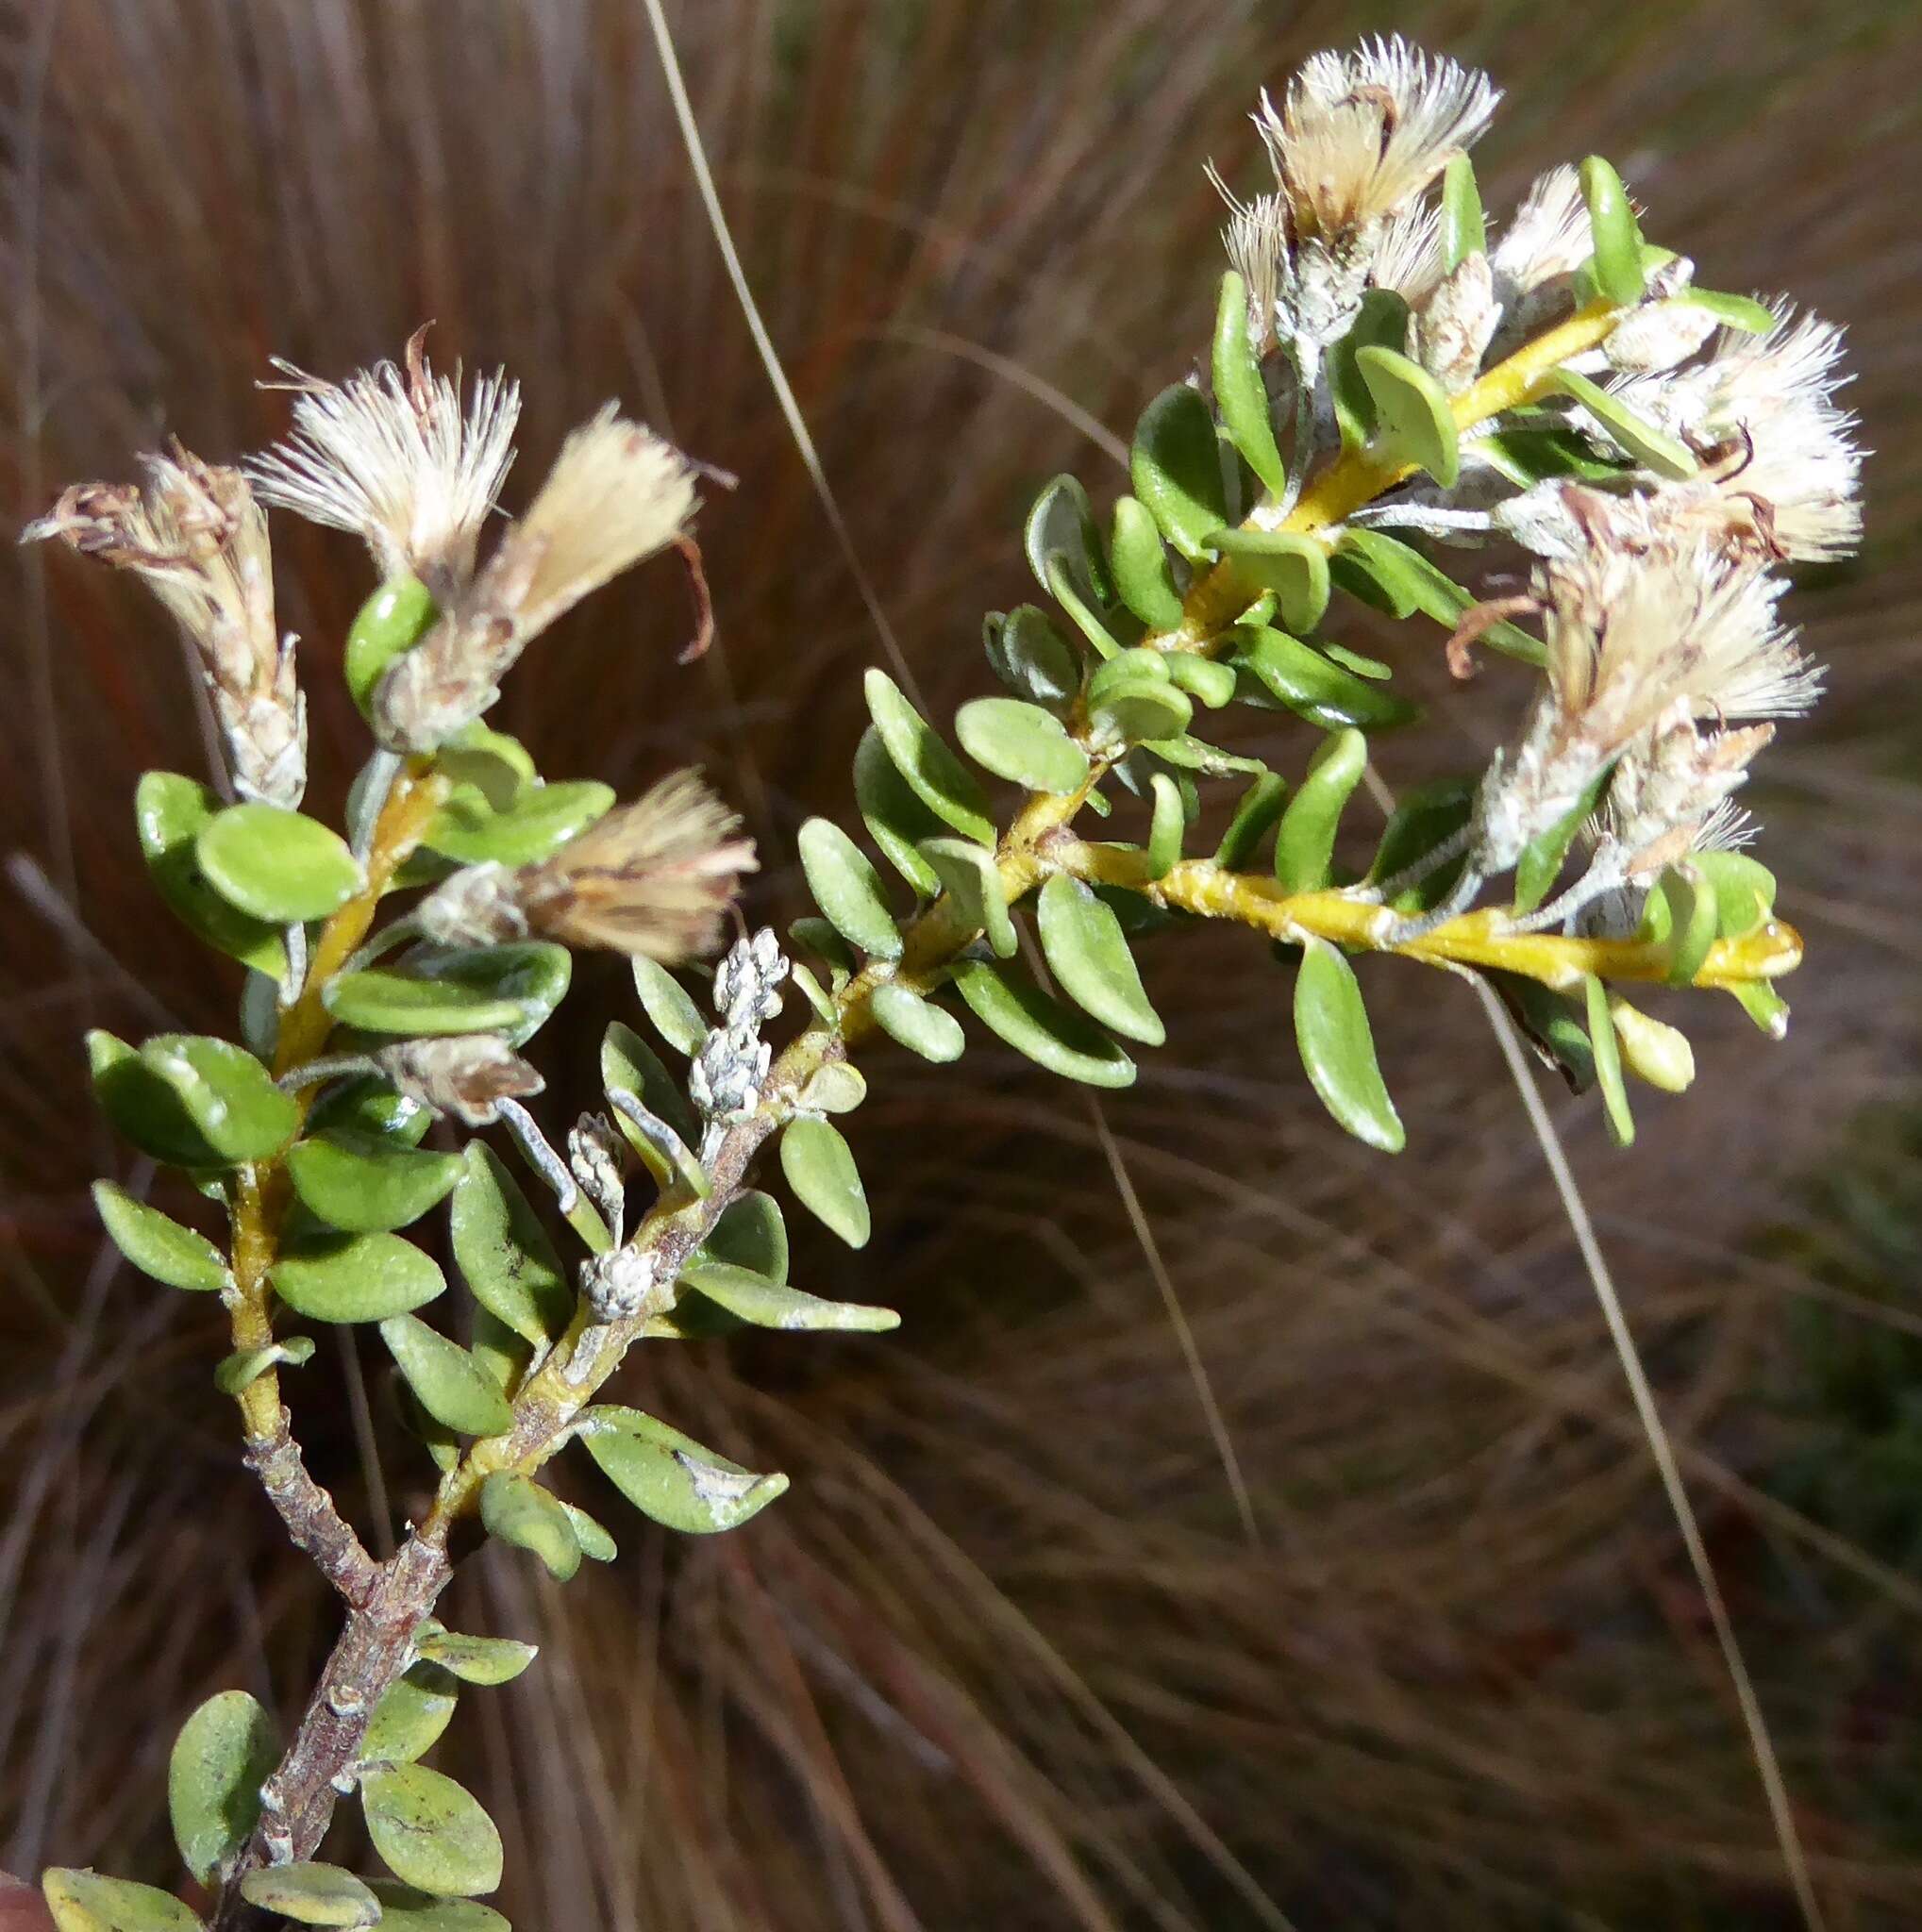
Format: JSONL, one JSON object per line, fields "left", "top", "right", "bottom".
{"left": 1608, "top": 995, "right": 1696, "bottom": 1093}
{"left": 1085, "top": 654, "right": 1193, "bottom": 748}
{"left": 560, "top": 1500, "right": 618, "bottom": 1561}
{"left": 323, "top": 971, "right": 524, "bottom": 1038}
{"left": 1212, "top": 270, "right": 1286, "bottom": 494}
{"left": 140, "top": 1034, "right": 299, "bottom": 1163}
{"left": 798, "top": 1060, "right": 866, "bottom": 1114}
{"left": 288, "top": 1135, "right": 461, "bottom": 1234}
{"left": 1036, "top": 874, "right": 1164, "bottom": 1046}
{"left": 1469, "top": 425, "right": 1633, "bottom": 489}
{"left": 1209, "top": 529, "right": 1330, "bottom": 632}
{"left": 955, "top": 697, "right": 1088, "bottom": 795}
{"left": 630, "top": 958, "right": 707, "bottom": 1056}
{"left": 852, "top": 725, "right": 946, "bottom": 895}
{"left": 359, "top": 1661, "right": 461, "bottom": 1769}
{"left": 42, "top": 1872, "right": 205, "bottom": 1932}
{"left": 1441, "top": 153, "right": 1484, "bottom": 271}
{"left": 1234, "top": 625, "right": 1414, "bottom": 733}
{"left": 1108, "top": 497, "right": 1185, "bottom": 630}
{"left": 1583, "top": 974, "right": 1636, "bottom": 1147}
{"left": 450, "top": 1142, "right": 572, "bottom": 1346}
{"left": 779, "top": 1115, "right": 870, "bottom": 1248}
{"left": 415, "top": 1629, "right": 539, "bottom": 1686}
{"left": 1512, "top": 761, "right": 1616, "bottom": 915}
{"left": 984, "top": 605, "right": 1080, "bottom": 709}
{"left": 681, "top": 1258, "right": 899, "bottom": 1332}
{"left": 868, "top": 980, "right": 966, "bottom": 1062}
{"left": 136, "top": 774, "right": 288, "bottom": 976}
{"left": 425, "top": 780, "right": 613, "bottom": 866}
{"left": 479, "top": 1472, "right": 580, "bottom": 1581}
{"left": 1495, "top": 973, "right": 1596, "bottom": 1094}
{"left": 1332, "top": 530, "right": 1545, "bottom": 664}
{"left": 1660, "top": 863, "right": 1719, "bottom": 986}
{"left": 240, "top": 1863, "right": 381, "bottom": 1929}
{"left": 1275, "top": 728, "right": 1369, "bottom": 892}
{"left": 362, "top": 1764, "right": 503, "bottom": 1898}
{"left": 90, "top": 1029, "right": 219, "bottom": 1167}
{"left": 1162, "top": 654, "right": 1237, "bottom": 709}
{"left": 1728, "top": 980, "right": 1790, "bottom": 1040}
{"left": 863, "top": 670, "right": 995, "bottom": 845}
{"left": 92, "top": 1181, "right": 228, "bottom": 1292}
{"left": 215, "top": 1334, "right": 316, "bottom": 1392}
{"left": 1215, "top": 772, "right": 1289, "bottom": 871}
{"left": 581, "top": 1405, "right": 789, "bottom": 1535}
{"left": 798, "top": 818, "right": 902, "bottom": 960}
{"left": 309, "top": 1077, "right": 435, "bottom": 1147}
{"left": 1130, "top": 382, "right": 1227, "bottom": 561}
{"left": 1554, "top": 369, "right": 1696, "bottom": 479}
{"left": 347, "top": 576, "right": 438, "bottom": 715}
{"left": 1145, "top": 773, "right": 1184, "bottom": 881}
{"left": 1327, "top": 290, "right": 1411, "bottom": 450}
{"left": 696, "top": 1190, "right": 790, "bottom": 1283}
{"left": 1579, "top": 156, "right": 1645, "bottom": 306}
{"left": 1044, "top": 552, "right": 1125, "bottom": 660}
{"left": 435, "top": 723, "right": 536, "bottom": 811}
{"left": 951, "top": 957, "right": 1135, "bottom": 1089}
{"left": 1355, "top": 345, "right": 1460, "bottom": 488}
{"left": 403, "top": 943, "right": 572, "bottom": 1048}
{"left": 364, "top": 1886, "right": 507, "bottom": 1932}
{"left": 168, "top": 1689, "right": 278, "bottom": 1886}
{"left": 1295, "top": 940, "right": 1405, "bottom": 1153}
{"left": 1366, "top": 779, "right": 1476, "bottom": 912}
{"left": 1693, "top": 850, "right": 1776, "bottom": 938}
{"left": 380, "top": 1315, "right": 514, "bottom": 1436}
{"left": 272, "top": 1233, "right": 445, "bottom": 1323}
{"left": 196, "top": 804, "right": 363, "bottom": 924}
{"left": 1023, "top": 473, "right": 1111, "bottom": 605}
{"left": 1674, "top": 287, "right": 1777, "bottom": 334}
{"left": 921, "top": 837, "right": 1016, "bottom": 958}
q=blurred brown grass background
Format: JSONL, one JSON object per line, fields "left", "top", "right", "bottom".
{"left": 4, "top": 1, "right": 1922, "bottom": 1925}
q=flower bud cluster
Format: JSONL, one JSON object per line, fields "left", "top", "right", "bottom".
{"left": 688, "top": 928, "right": 787, "bottom": 1130}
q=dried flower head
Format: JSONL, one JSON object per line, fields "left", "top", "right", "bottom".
{"left": 1475, "top": 516, "right": 1813, "bottom": 872}
{"left": 373, "top": 407, "right": 699, "bottom": 751}
{"left": 1489, "top": 165, "right": 1591, "bottom": 308}
{"left": 1254, "top": 38, "right": 1499, "bottom": 246}
{"left": 375, "top": 1034, "right": 545, "bottom": 1128}
{"left": 418, "top": 769, "right": 755, "bottom": 962}
{"left": 25, "top": 447, "right": 304, "bottom": 808}
{"left": 1371, "top": 202, "right": 1446, "bottom": 306}
{"left": 248, "top": 328, "right": 521, "bottom": 599}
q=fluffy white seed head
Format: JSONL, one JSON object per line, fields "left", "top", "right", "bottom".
{"left": 249, "top": 329, "right": 520, "bottom": 596}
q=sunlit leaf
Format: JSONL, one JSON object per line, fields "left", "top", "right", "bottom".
{"left": 449, "top": 1143, "right": 572, "bottom": 1346}
{"left": 580, "top": 1406, "right": 788, "bottom": 1535}
{"left": 92, "top": 1181, "right": 228, "bottom": 1292}
{"left": 380, "top": 1316, "right": 514, "bottom": 1437}
{"left": 1036, "top": 874, "right": 1165, "bottom": 1046}
{"left": 136, "top": 774, "right": 288, "bottom": 976}
{"left": 361, "top": 1764, "right": 504, "bottom": 1898}
{"left": 196, "top": 804, "right": 364, "bottom": 924}
{"left": 1295, "top": 940, "right": 1405, "bottom": 1153}
{"left": 779, "top": 1116, "right": 870, "bottom": 1248}
{"left": 168, "top": 1690, "right": 277, "bottom": 1885}
{"left": 1130, "top": 382, "right": 1226, "bottom": 561}
{"left": 950, "top": 958, "right": 1135, "bottom": 1089}
{"left": 478, "top": 1473, "right": 580, "bottom": 1581}
{"left": 1212, "top": 270, "right": 1286, "bottom": 494}
{"left": 797, "top": 818, "right": 902, "bottom": 960}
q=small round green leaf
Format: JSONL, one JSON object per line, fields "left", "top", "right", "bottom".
{"left": 414, "top": 1629, "right": 539, "bottom": 1687}
{"left": 985, "top": 605, "right": 1081, "bottom": 708}
{"left": 868, "top": 981, "right": 965, "bottom": 1063}
{"left": 779, "top": 1115, "right": 870, "bottom": 1249}
{"left": 797, "top": 819, "right": 902, "bottom": 960}
{"left": 43, "top": 1872, "right": 205, "bottom": 1932}
{"left": 478, "top": 1473, "right": 581, "bottom": 1581}
{"left": 853, "top": 725, "right": 947, "bottom": 895}
{"left": 921, "top": 837, "right": 1016, "bottom": 959}
{"left": 1145, "top": 773, "right": 1184, "bottom": 882}
{"left": 1659, "top": 863, "right": 1719, "bottom": 987}
{"left": 1295, "top": 939, "right": 1405, "bottom": 1154}
{"left": 425, "top": 780, "right": 613, "bottom": 867}
{"left": 361, "top": 1764, "right": 504, "bottom": 1898}
{"left": 696, "top": 1190, "right": 790, "bottom": 1283}
{"left": 1674, "top": 288, "right": 1778, "bottom": 334}
{"left": 139, "top": 1034, "right": 300, "bottom": 1163}
{"left": 1108, "top": 498, "right": 1185, "bottom": 630}
{"left": 630, "top": 958, "right": 707, "bottom": 1056}
{"left": 1044, "top": 552, "right": 1124, "bottom": 659}
{"left": 89, "top": 1029, "right": 219, "bottom": 1167}
{"left": 581, "top": 1405, "right": 789, "bottom": 1535}
{"left": 1212, "top": 270, "right": 1287, "bottom": 495}
{"left": 955, "top": 697, "right": 1089, "bottom": 796}
{"left": 323, "top": 972, "right": 524, "bottom": 1038}
{"left": 450, "top": 1142, "right": 573, "bottom": 1345}
{"left": 214, "top": 1334, "right": 317, "bottom": 1394}
{"left": 1274, "top": 728, "right": 1369, "bottom": 892}
{"left": 1579, "top": 156, "right": 1645, "bottom": 307}
{"left": 1085, "top": 656, "right": 1193, "bottom": 749}
{"left": 680, "top": 1258, "right": 899, "bottom": 1332}
{"left": 1440, "top": 153, "right": 1485, "bottom": 272}
{"left": 560, "top": 1500, "right": 618, "bottom": 1561}
{"left": 1327, "top": 290, "right": 1411, "bottom": 450}
{"left": 1130, "top": 382, "right": 1228, "bottom": 561}
{"left": 380, "top": 1316, "right": 515, "bottom": 1437}
{"left": 1354, "top": 346, "right": 1460, "bottom": 489}
{"left": 1215, "top": 772, "right": 1289, "bottom": 871}
{"left": 271, "top": 1233, "right": 445, "bottom": 1324}
{"left": 240, "top": 1864, "right": 382, "bottom": 1929}
{"left": 347, "top": 576, "right": 438, "bottom": 715}
{"left": 137, "top": 774, "right": 288, "bottom": 976}
{"left": 168, "top": 1689, "right": 278, "bottom": 1886}
{"left": 1693, "top": 850, "right": 1776, "bottom": 938}
{"left": 365, "top": 1886, "right": 508, "bottom": 1932}
{"left": 1024, "top": 472, "right": 1112, "bottom": 606}
{"left": 288, "top": 1136, "right": 462, "bottom": 1233}
{"left": 437, "top": 724, "right": 537, "bottom": 811}
{"left": 1555, "top": 368, "right": 1697, "bottom": 479}
{"left": 196, "top": 803, "right": 364, "bottom": 924}
{"left": 951, "top": 957, "right": 1136, "bottom": 1089}
{"left": 1583, "top": 974, "right": 1636, "bottom": 1147}
{"left": 359, "top": 1662, "right": 461, "bottom": 1769}
{"left": 1036, "top": 874, "right": 1165, "bottom": 1047}
{"left": 863, "top": 671, "right": 995, "bottom": 845}
{"left": 93, "top": 1181, "right": 228, "bottom": 1292}
{"left": 1163, "top": 654, "right": 1237, "bottom": 709}
{"left": 1208, "top": 531, "right": 1330, "bottom": 633}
